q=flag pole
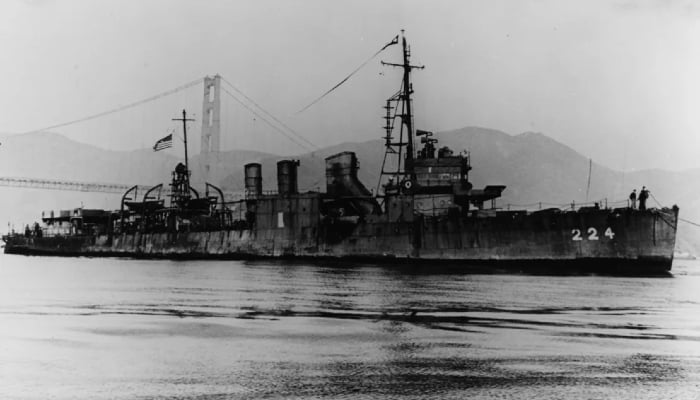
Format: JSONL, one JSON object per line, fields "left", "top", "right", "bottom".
{"left": 173, "top": 109, "right": 195, "bottom": 187}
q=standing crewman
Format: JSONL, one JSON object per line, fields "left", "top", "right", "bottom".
{"left": 638, "top": 186, "right": 649, "bottom": 211}
{"left": 629, "top": 189, "right": 637, "bottom": 209}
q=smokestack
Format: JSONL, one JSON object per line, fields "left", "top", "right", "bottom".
{"left": 244, "top": 163, "right": 262, "bottom": 198}
{"left": 277, "top": 160, "right": 299, "bottom": 195}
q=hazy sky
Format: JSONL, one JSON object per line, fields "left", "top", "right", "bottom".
{"left": 1, "top": 0, "right": 699, "bottom": 171}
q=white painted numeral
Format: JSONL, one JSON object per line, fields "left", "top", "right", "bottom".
{"left": 604, "top": 227, "right": 615, "bottom": 239}
{"left": 572, "top": 229, "right": 582, "bottom": 241}
{"left": 587, "top": 227, "right": 599, "bottom": 240}
{"left": 572, "top": 227, "right": 614, "bottom": 241}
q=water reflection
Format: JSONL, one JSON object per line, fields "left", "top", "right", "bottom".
{"left": 0, "top": 255, "right": 699, "bottom": 399}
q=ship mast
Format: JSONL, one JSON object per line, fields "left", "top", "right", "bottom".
{"left": 379, "top": 30, "right": 424, "bottom": 187}
{"left": 401, "top": 33, "right": 416, "bottom": 174}
{"left": 172, "top": 109, "right": 195, "bottom": 188}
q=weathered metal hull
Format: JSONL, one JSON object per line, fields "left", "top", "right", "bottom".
{"left": 3, "top": 207, "right": 679, "bottom": 273}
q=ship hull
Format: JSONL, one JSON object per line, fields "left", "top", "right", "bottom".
{"left": 3, "top": 207, "right": 678, "bottom": 273}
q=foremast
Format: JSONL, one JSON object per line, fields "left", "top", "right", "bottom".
{"left": 379, "top": 31, "right": 424, "bottom": 192}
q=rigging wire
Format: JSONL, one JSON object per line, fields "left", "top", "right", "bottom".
{"left": 680, "top": 217, "right": 700, "bottom": 228}
{"left": 220, "top": 76, "right": 318, "bottom": 150}
{"left": 220, "top": 87, "right": 315, "bottom": 153}
{"left": 296, "top": 34, "right": 399, "bottom": 114}
{"left": 649, "top": 192, "right": 664, "bottom": 208}
{"left": 648, "top": 191, "right": 685, "bottom": 229}
{"left": 22, "top": 77, "right": 204, "bottom": 134}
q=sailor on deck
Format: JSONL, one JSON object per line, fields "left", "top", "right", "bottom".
{"left": 629, "top": 189, "right": 637, "bottom": 209}
{"left": 639, "top": 186, "right": 649, "bottom": 211}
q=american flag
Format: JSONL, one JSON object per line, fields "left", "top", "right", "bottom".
{"left": 153, "top": 133, "right": 173, "bottom": 152}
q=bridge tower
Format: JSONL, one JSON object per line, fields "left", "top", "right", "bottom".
{"left": 200, "top": 74, "right": 222, "bottom": 182}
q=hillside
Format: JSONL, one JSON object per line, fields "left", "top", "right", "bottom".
{"left": 1, "top": 128, "right": 699, "bottom": 255}
{"left": 0, "top": 131, "right": 273, "bottom": 185}
{"left": 0, "top": 132, "right": 178, "bottom": 184}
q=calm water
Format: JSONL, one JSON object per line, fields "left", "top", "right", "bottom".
{"left": 2, "top": 254, "right": 700, "bottom": 399}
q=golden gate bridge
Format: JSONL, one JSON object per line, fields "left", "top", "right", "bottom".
{"left": 0, "top": 74, "right": 318, "bottom": 194}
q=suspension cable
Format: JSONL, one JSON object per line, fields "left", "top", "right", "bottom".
{"left": 220, "top": 87, "right": 315, "bottom": 153}
{"left": 220, "top": 76, "right": 318, "bottom": 150}
{"left": 22, "top": 77, "right": 204, "bottom": 134}
{"left": 16, "top": 73, "right": 318, "bottom": 155}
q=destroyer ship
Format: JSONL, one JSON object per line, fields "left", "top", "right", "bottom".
{"left": 2, "top": 33, "right": 679, "bottom": 272}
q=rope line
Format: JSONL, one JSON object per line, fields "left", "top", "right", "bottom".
{"left": 296, "top": 35, "right": 399, "bottom": 114}
{"left": 649, "top": 192, "right": 664, "bottom": 208}
{"left": 680, "top": 218, "right": 700, "bottom": 228}
{"left": 652, "top": 209, "right": 677, "bottom": 230}
{"left": 22, "top": 77, "right": 204, "bottom": 134}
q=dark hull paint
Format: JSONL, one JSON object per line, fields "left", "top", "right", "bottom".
{"left": 3, "top": 207, "right": 678, "bottom": 274}
{"left": 1, "top": 246, "right": 673, "bottom": 275}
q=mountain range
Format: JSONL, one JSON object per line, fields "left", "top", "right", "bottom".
{"left": 1, "top": 128, "right": 698, "bottom": 255}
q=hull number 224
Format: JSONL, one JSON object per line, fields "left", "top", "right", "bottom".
{"left": 572, "top": 227, "right": 615, "bottom": 241}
